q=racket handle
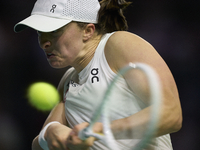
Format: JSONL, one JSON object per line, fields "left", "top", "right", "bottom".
{"left": 79, "top": 128, "right": 105, "bottom": 141}
{"left": 78, "top": 128, "right": 90, "bottom": 140}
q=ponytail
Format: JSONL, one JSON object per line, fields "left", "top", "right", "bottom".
{"left": 96, "top": 0, "right": 132, "bottom": 34}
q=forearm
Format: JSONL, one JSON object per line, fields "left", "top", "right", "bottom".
{"left": 111, "top": 104, "right": 182, "bottom": 139}
{"left": 43, "top": 102, "right": 68, "bottom": 127}
{"left": 32, "top": 136, "right": 43, "bottom": 150}
{"left": 32, "top": 102, "right": 69, "bottom": 150}
{"left": 32, "top": 122, "right": 72, "bottom": 150}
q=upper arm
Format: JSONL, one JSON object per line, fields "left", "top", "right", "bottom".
{"left": 57, "top": 67, "right": 75, "bottom": 102}
{"left": 105, "top": 31, "right": 182, "bottom": 131}
{"left": 32, "top": 68, "right": 75, "bottom": 150}
{"left": 105, "top": 31, "right": 179, "bottom": 101}
{"left": 42, "top": 67, "right": 75, "bottom": 127}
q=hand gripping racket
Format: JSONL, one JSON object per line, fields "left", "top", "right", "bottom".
{"left": 78, "top": 62, "right": 162, "bottom": 150}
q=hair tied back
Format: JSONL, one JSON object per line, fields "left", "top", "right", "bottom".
{"left": 97, "top": 0, "right": 132, "bottom": 33}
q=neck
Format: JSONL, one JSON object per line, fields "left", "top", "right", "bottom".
{"left": 72, "top": 34, "right": 102, "bottom": 73}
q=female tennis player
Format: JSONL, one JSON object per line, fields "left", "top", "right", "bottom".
{"left": 14, "top": 0, "right": 182, "bottom": 149}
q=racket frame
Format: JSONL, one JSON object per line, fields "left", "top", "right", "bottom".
{"left": 78, "top": 62, "right": 162, "bottom": 150}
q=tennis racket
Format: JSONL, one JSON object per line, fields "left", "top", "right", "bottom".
{"left": 78, "top": 62, "right": 162, "bottom": 150}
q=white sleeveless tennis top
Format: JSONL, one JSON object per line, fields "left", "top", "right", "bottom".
{"left": 63, "top": 33, "right": 173, "bottom": 150}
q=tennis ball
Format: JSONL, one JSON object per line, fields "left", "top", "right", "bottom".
{"left": 27, "top": 82, "right": 60, "bottom": 111}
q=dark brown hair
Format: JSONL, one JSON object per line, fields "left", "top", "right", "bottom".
{"left": 77, "top": 0, "right": 132, "bottom": 35}
{"left": 96, "top": 0, "right": 132, "bottom": 34}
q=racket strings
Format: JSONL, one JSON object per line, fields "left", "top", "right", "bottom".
{"left": 79, "top": 62, "right": 162, "bottom": 150}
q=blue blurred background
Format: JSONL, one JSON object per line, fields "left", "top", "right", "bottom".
{"left": 0, "top": 0, "right": 199, "bottom": 149}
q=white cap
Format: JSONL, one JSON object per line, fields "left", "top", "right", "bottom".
{"left": 14, "top": 0, "right": 100, "bottom": 33}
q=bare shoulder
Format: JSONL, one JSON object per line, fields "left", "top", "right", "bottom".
{"left": 105, "top": 31, "right": 180, "bottom": 105}
{"left": 108, "top": 31, "right": 148, "bottom": 44}
{"left": 107, "top": 31, "right": 152, "bottom": 49}
{"left": 105, "top": 31, "right": 161, "bottom": 72}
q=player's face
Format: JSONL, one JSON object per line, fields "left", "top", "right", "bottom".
{"left": 37, "top": 22, "right": 84, "bottom": 68}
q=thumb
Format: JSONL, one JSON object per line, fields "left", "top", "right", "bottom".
{"left": 85, "top": 136, "right": 96, "bottom": 147}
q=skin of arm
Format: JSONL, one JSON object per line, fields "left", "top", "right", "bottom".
{"left": 32, "top": 23, "right": 103, "bottom": 150}
{"left": 32, "top": 69, "right": 72, "bottom": 150}
{"left": 32, "top": 102, "right": 71, "bottom": 150}
{"left": 35, "top": 30, "right": 182, "bottom": 149}
{"left": 67, "top": 31, "right": 182, "bottom": 147}
{"left": 104, "top": 31, "right": 182, "bottom": 138}
{"left": 32, "top": 68, "right": 95, "bottom": 150}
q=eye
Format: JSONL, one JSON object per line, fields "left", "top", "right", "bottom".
{"left": 50, "top": 30, "right": 58, "bottom": 34}
{"left": 49, "top": 29, "right": 63, "bottom": 37}
{"left": 50, "top": 29, "right": 61, "bottom": 35}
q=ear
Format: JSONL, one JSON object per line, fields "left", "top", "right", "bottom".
{"left": 82, "top": 24, "right": 95, "bottom": 42}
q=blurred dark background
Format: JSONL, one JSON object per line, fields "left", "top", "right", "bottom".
{"left": 0, "top": 0, "right": 199, "bottom": 149}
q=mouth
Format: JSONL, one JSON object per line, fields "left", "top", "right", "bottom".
{"left": 46, "top": 53, "right": 55, "bottom": 59}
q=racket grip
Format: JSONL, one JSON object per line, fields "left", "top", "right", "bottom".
{"left": 79, "top": 128, "right": 105, "bottom": 141}
{"left": 78, "top": 128, "right": 90, "bottom": 140}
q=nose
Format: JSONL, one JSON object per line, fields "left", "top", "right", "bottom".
{"left": 38, "top": 32, "right": 52, "bottom": 50}
{"left": 41, "top": 41, "right": 51, "bottom": 50}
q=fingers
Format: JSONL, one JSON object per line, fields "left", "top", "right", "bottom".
{"left": 47, "top": 138, "right": 68, "bottom": 150}
{"left": 73, "top": 122, "right": 89, "bottom": 132}
{"left": 92, "top": 122, "right": 103, "bottom": 133}
{"left": 73, "top": 122, "right": 103, "bottom": 136}
{"left": 85, "top": 136, "right": 96, "bottom": 147}
{"left": 66, "top": 122, "right": 103, "bottom": 150}
{"left": 66, "top": 129, "right": 95, "bottom": 150}
{"left": 45, "top": 124, "right": 72, "bottom": 150}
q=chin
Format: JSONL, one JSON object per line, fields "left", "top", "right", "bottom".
{"left": 49, "top": 61, "right": 68, "bottom": 69}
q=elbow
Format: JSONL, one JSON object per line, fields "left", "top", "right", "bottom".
{"left": 32, "top": 136, "right": 41, "bottom": 150}
{"left": 32, "top": 137, "right": 37, "bottom": 150}
{"left": 169, "top": 108, "right": 183, "bottom": 133}
{"left": 160, "top": 104, "right": 183, "bottom": 135}
{"left": 172, "top": 112, "right": 182, "bottom": 132}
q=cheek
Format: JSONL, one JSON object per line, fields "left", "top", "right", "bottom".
{"left": 59, "top": 36, "right": 82, "bottom": 54}
{"left": 55, "top": 27, "right": 83, "bottom": 56}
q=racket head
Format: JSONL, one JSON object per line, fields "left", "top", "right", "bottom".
{"left": 79, "top": 62, "right": 162, "bottom": 150}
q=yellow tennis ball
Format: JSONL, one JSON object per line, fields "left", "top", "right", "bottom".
{"left": 27, "top": 82, "right": 60, "bottom": 111}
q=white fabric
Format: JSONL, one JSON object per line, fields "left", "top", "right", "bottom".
{"left": 63, "top": 33, "right": 173, "bottom": 150}
{"left": 38, "top": 121, "right": 61, "bottom": 150}
{"left": 14, "top": 0, "right": 100, "bottom": 32}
